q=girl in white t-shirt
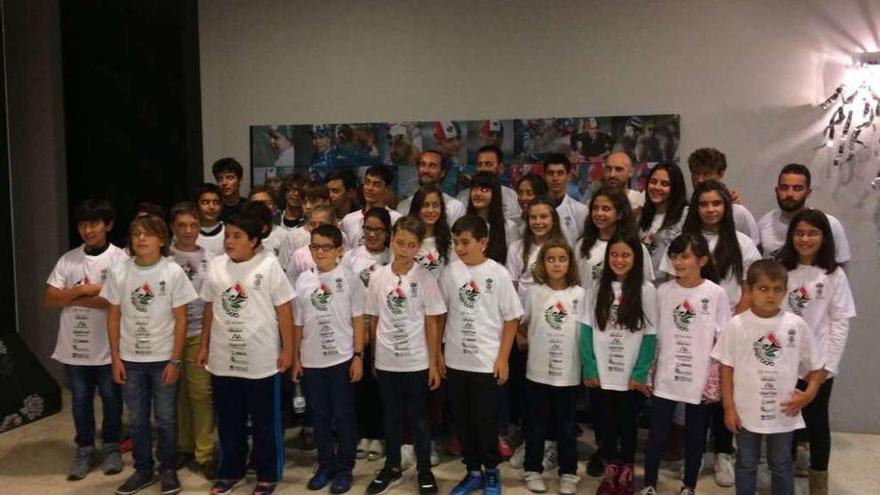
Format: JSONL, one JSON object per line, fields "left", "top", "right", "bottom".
{"left": 101, "top": 215, "right": 198, "bottom": 494}
{"left": 365, "top": 217, "right": 446, "bottom": 494}
{"left": 576, "top": 185, "right": 654, "bottom": 292}
{"left": 777, "top": 209, "right": 856, "bottom": 484}
{"left": 466, "top": 171, "right": 520, "bottom": 265}
{"left": 639, "top": 163, "right": 689, "bottom": 279}
{"left": 580, "top": 233, "right": 658, "bottom": 495}
{"left": 196, "top": 212, "right": 295, "bottom": 495}
{"left": 507, "top": 197, "right": 567, "bottom": 307}
{"left": 642, "top": 233, "right": 731, "bottom": 495}
{"left": 518, "top": 239, "right": 585, "bottom": 494}
{"left": 407, "top": 184, "right": 453, "bottom": 277}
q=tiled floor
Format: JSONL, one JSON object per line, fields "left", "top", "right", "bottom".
{"left": 0, "top": 393, "right": 877, "bottom": 494}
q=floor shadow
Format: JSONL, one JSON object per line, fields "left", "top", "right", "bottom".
{"left": 0, "top": 438, "right": 73, "bottom": 476}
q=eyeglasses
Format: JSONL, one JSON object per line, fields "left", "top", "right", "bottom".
{"left": 363, "top": 226, "right": 387, "bottom": 235}
{"left": 309, "top": 243, "right": 337, "bottom": 252}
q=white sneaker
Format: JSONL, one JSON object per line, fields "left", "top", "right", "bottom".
{"left": 522, "top": 471, "right": 546, "bottom": 493}
{"left": 400, "top": 444, "right": 416, "bottom": 471}
{"left": 639, "top": 487, "right": 658, "bottom": 495}
{"left": 558, "top": 473, "right": 579, "bottom": 495}
{"left": 509, "top": 443, "right": 526, "bottom": 468}
{"left": 367, "top": 439, "right": 384, "bottom": 461}
{"left": 679, "top": 488, "right": 696, "bottom": 495}
{"left": 714, "top": 452, "right": 735, "bottom": 487}
{"left": 542, "top": 441, "right": 558, "bottom": 472}
{"left": 356, "top": 438, "right": 370, "bottom": 460}
{"left": 430, "top": 441, "right": 440, "bottom": 467}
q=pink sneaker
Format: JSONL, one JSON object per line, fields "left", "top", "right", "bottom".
{"left": 498, "top": 436, "right": 514, "bottom": 460}
{"left": 596, "top": 462, "right": 619, "bottom": 495}
{"left": 616, "top": 464, "right": 634, "bottom": 495}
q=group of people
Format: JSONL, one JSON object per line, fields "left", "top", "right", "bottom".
{"left": 45, "top": 144, "right": 855, "bottom": 495}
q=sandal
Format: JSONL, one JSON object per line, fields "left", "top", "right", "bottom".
{"left": 210, "top": 478, "right": 241, "bottom": 495}
{"left": 251, "top": 482, "right": 277, "bottom": 495}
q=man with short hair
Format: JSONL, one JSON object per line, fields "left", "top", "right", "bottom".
{"left": 456, "top": 144, "right": 522, "bottom": 224}
{"left": 396, "top": 150, "right": 466, "bottom": 224}
{"left": 758, "top": 163, "right": 850, "bottom": 264}
{"left": 597, "top": 151, "right": 645, "bottom": 212}
{"left": 340, "top": 165, "right": 402, "bottom": 250}
{"left": 324, "top": 169, "right": 359, "bottom": 221}
{"left": 211, "top": 157, "right": 247, "bottom": 222}
{"left": 543, "top": 153, "right": 588, "bottom": 246}
{"left": 687, "top": 147, "right": 760, "bottom": 241}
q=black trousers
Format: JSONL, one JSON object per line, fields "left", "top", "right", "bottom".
{"left": 376, "top": 369, "right": 431, "bottom": 473}
{"left": 795, "top": 377, "right": 834, "bottom": 471}
{"left": 447, "top": 368, "right": 500, "bottom": 471}
{"left": 591, "top": 388, "right": 644, "bottom": 464}
{"left": 355, "top": 347, "right": 384, "bottom": 439}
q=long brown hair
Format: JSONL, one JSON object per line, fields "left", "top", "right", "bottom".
{"left": 129, "top": 215, "right": 170, "bottom": 257}
{"left": 532, "top": 238, "right": 581, "bottom": 288}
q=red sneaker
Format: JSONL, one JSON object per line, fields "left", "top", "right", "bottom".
{"left": 615, "top": 464, "right": 634, "bottom": 495}
{"left": 119, "top": 436, "right": 133, "bottom": 454}
{"left": 596, "top": 462, "right": 619, "bottom": 495}
{"left": 498, "top": 436, "right": 514, "bottom": 460}
{"left": 447, "top": 436, "right": 461, "bottom": 456}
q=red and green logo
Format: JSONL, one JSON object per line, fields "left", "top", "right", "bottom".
{"left": 458, "top": 280, "right": 481, "bottom": 309}
{"left": 130, "top": 283, "right": 154, "bottom": 312}
{"left": 386, "top": 286, "right": 408, "bottom": 315}
{"left": 221, "top": 283, "right": 248, "bottom": 318}
{"left": 310, "top": 282, "right": 332, "bottom": 311}
{"left": 788, "top": 286, "right": 811, "bottom": 316}
{"left": 753, "top": 333, "right": 782, "bottom": 366}
{"left": 673, "top": 300, "right": 696, "bottom": 331}
{"left": 543, "top": 301, "right": 568, "bottom": 330}
{"left": 417, "top": 250, "right": 441, "bottom": 272}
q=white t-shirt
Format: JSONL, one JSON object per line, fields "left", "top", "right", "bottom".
{"left": 440, "top": 259, "right": 524, "bottom": 373}
{"left": 523, "top": 284, "right": 586, "bottom": 386}
{"left": 340, "top": 207, "right": 402, "bottom": 250}
{"left": 100, "top": 257, "right": 198, "bottom": 362}
{"left": 397, "top": 192, "right": 466, "bottom": 226}
{"left": 784, "top": 264, "right": 856, "bottom": 375}
{"left": 627, "top": 188, "right": 645, "bottom": 211}
{"left": 640, "top": 206, "right": 688, "bottom": 278}
{"left": 415, "top": 236, "right": 453, "bottom": 277}
{"left": 506, "top": 239, "right": 541, "bottom": 307}
{"left": 576, "top": 238, "right": 655, "bottom": 292}
{"left": 659, "top": 230, "right": 761, "bottom": 309}
{"left": 200, "top": 252, "right": 295, "bottom": 379}
{"left": 653, "top": 279, "right": 731, "bottom": 404}
{"left": 732, "top": 203, "right": 759, "bottom": 242}
{"left": 366, "top": 263, "right": 447, "bottom": 372}
{"left": 758, "top": 209, "right": 851, "bottom": 264}
{"left": 342, "top": 246, "right": 391, "bottom": 288}
{"left": 582, "top": 281, "right": 658, "bottom": 391}
{"left": 711, "top": 310, "right": 821, "bottom": 434}
{"left": 197, "top": 223, "right": 225, "bottom": 257}
{"left": 293, "top": 265, "right": 365, "bottom": 368}
{"left": 288, "top": 226, "right": 311, "bottom": 252}
{"left": 285, "top": 245, "right": 315, "bottom": 287}
{"left": 457, "top": 184, "right": 522, "bottom": 225}
{"left": 555, "top": 195, "right": 588, "bottom": 248}
{"left": 262, "top": 225, "right": 291, "bottom": 258}
{"left": 48, "top": 244, "right": 129, "bottom": 365}
{"left": 170, "top": 246, "right": 214, "bottom": 338}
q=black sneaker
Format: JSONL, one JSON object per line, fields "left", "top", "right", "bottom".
{"left": 159, "top": 469, "right": 181, "bottom": 495}
{"left": 175, "top": 452, "right": 195, "bottom": 470}
{"left": 587, "top": 451, "right": 605, "bottom": 478}
{"left": 417, "top": 470, "right": 438, "bottom": 495}
{"left": 115, "top": 470, "right": 158, "bottom": 495}
{"left": 366, "top": 465, "right": 403, "bottom": 495}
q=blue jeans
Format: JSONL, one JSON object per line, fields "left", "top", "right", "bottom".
{"left": 66, "top": 364, "right": 123, "bottom": 447}
{"left": 302, "top": 361, "right": 357, "bottom": 473}
{"left": 643, "top": 396, "right": 709, "bottom": 489}
{"left": 736, "top": 429, "right": 795, "bottom": 495}
{"left": 122, "top": 360, "right": 179, "bottom": 473}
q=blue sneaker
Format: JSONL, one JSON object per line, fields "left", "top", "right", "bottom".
{"left": 330, "top": 470, "right": 353, "bottom": 494}
{"left": 307, "top": 466, "right": 334, "bottom": 491}
{"left": 450, "top": 470, "right": 483, "bottom": 495}
{"left": 483, "top": 468, "right": 501, "bottom": 495}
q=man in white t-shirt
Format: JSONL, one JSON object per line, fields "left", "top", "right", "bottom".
{"left": 758, "top": 163, "right": 850, "bottom": 265}
{"left": 456, "top": 145, "right": 522, "bottom": 224}
{"left": 543, "top": 153, "right": 589, "bottom": 247}
{"left": 341, "top": 165, "right": 402, "bottom": 250}
{"left": 396, "top": 149, "right": 465, "bottom": 224}
{"left": 196, "top": 183, "right": 226, "bottom": 257}
{"left": 44, "top": 199, "right": 129, "bottom": 481}
{"left": 712, "top": 260, "right": 825, "bottom": 495}
{"left": 595, "top": 151, "right": 645, "bottom": 213}
{"left": 687, "top": 147, "right": 759, "bottom": 241}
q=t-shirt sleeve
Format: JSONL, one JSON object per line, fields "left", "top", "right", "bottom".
{"left": 292, "top": 293, "right": 304, "bottom": 326}
{"left": 270, "top": 262, "right": 296, "bottom": 306}
{"left": 349, "top": 271, "right": 366, "bottom": 318}
{"left": 658, "top": 244, "right": 674, "bottom": 276}
{"left": 740, "top": 237, "right": 762, "bottom": 280}
{"left": 99, "top": 267, "right": 121, "bottom": 305}
{"left": 641, "top": 244, "right": 655, "bottom": 281}
{"left": 506, "top": 245, "right": 523, "bottom": 285}
{"left": 199, "top": 266, "right": 218, "bottom": 303}
{"left": 798, "top": 318, "right": 822, "bottom": 377}
{"left": 46, "top": 256, "right": 68, "bottom": 289}
{"left": 579, "top": 285, "right": 596, "bottom": 327}
{"left": 170, "top": 265, "right": 199, "bottom": 308}
{"left": 421, "top": 273, "right": 447, "bottom": 316}
{"left": 823, "top": 269, "right": 856, "bottom": 374}
{"left": 364, "top": 279, "right": 380, "bottom": 317}
{"left": 643, "top": 284, "right": 658, "bottom": 335}
{"left": 711, "top": 319, "right": 735, "bottom": 366}
{"left": 498, "top": 271, "right": 524, "bottom": 321}
{"left": 714, "top": 287, "right": 732, "bottom": 337}
{"left": 829, "top": 216, "right": 851, "bottom": 263}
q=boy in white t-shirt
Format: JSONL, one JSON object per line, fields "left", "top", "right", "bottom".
{"left": 101, "top": 215, "right": 198, "bottom": 495}
{"left": 168, "top": 202, "right": 216, "bottom": 479}
{"left": 291, "top": 224, "right": 366, "bottom": 493}
{"left": 196, "top": 183, "right": 226, "bottom": 257}
{"left": 440, "top": 215, "right": 523, "bottom": 495}
{"left": 712, "top": 260, "right": 824, "bottom": 495}
{"left": 45, "top": 200, "right": 129, "bottom": 480}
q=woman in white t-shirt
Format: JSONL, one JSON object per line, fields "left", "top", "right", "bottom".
{"left": 642, "top": 233, "right": 731, "bottom": 495}
{"left": 196, "top": 213, "right": 295, "bottom": 495}
{"left": 518, "top": 239, "right": 585, "bottom": 495}
{"left": 466, "top": 171, "right": 520, "bottom": 265}
{"left": 639, "top": 162, "right": 689, "bottom": 279}
{"left": 777, "top": 209, "right": 856, "bottom": 485}
{"left": 406, "top": 184, "right": 453, "bottom": 277}
{"left": 580, "top": 233, "right": 657, "bottom": 495}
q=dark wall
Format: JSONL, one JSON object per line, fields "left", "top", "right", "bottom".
{"left": 60, "top": 0, "right": 203, "bottom": 246}
{"left": 0, "top": 2, "right": 14, "bottom": 335}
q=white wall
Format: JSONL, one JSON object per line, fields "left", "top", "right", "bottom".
{"left": 200, "top": 0, "right": 880, "bottom": 433}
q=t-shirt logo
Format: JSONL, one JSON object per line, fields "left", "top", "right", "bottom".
{"left": 417, "top": 251, "right": 441, "bottom": 272}
{"left": 221, "top": 283, "right": 248, "bottom": 318}
{"left": 458, "top": 280, "right": 481, "bottom": 309}
{"left": 673, "top": 300, "right": 696, "bottom": 331}
{"left": 182, "top": 261, "right": 196, "bottom": 281}
{"left": 130, "top": 283, "right": 154, "bottom": 312}
{"left": 753, "top": 333, "right": 782, "bottom": 366}
{"left": 642, "top": 233, "right": 657, "bottom": 254}
{"left": 591, "top": 262, "right": 603, "bottom": 281}
{"left": 386, "top": 286, "right": 407, "bottom": 315}
{"left": 788, "top": 286, "right": 811, "bottom": 316}
{"left": 609, "top": 295, "right": 623, "bottom": 325}
{"left": 310, "top": 283, "right": 332, "bottom": 311}
{"left": 359, "top": 264, "right": 376, "bottom": 287}
{"left": 544, "top": 301, "right": 568, "bottom": 330}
